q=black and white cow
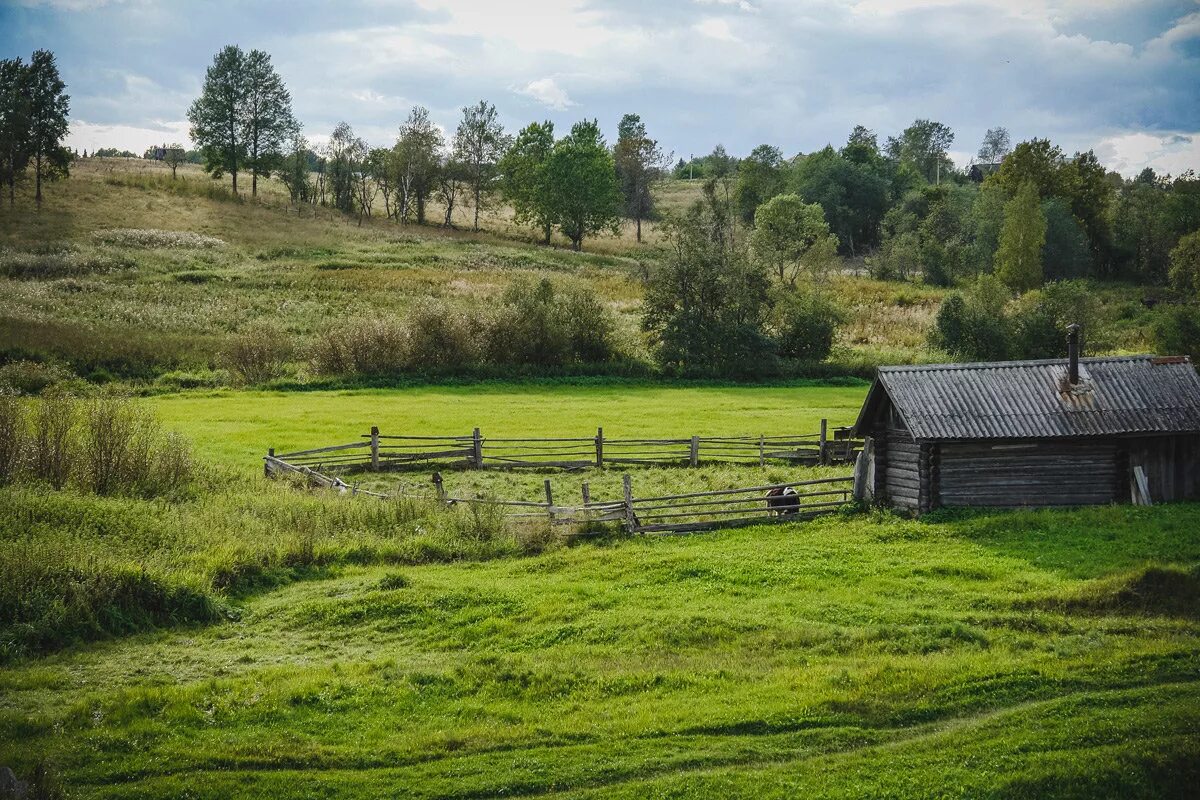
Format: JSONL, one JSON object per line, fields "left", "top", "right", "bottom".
{"left": 765, "top": 486, "right": 800, "bottom": 516}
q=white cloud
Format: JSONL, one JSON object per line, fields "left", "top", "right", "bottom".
{"left": 694, "top": 17, "right": 739, "bottom": 41}
{"left": 66, "top": 119, "right": 191, "bottom": 153}
{"left": 1091, "top": 130, "right": 1200, "bottom": 178}
{"left": 515, "top": 77, "right": 574, "bottom": 110}
{"left": 695, "top": 0, "right": 759, "bottom": 12}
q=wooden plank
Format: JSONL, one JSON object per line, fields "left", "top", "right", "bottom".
{"left": 631, "top": 475, "right": 853, "bottom": 503}
{"left": 277, "top": 441, "right": 370, "bottom": 458}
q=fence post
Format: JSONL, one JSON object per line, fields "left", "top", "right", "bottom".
{"left": 622, "top": 474, "right": 635, "bottom": 533}
{"left": 595, "top": 427, "right": 604, "bottom": 468}
{"left": 759, "top": 435, "right": 765, "bottom": 467}
{"left": 472, "top": 427, "right": 483, "bottom": 469}
{"left": 432, "top": 472, "right": 447, "bottom": 504}
{"left": 819, "top": 419, "right": 828, "bottom": 466}
{"left": 581, "top": 481, "right": 591, "bottom": 507}
{"left": 265, "top": 448, "right": 274, "bottom": 478}
{"left": 544, "top": 479, "right": 555, "bottom": 523}
{"left": 690, "top": 435, "right": 699, "bottom": 468}
{"left": 370, "top": 426, "right": 380, "bottom": 471}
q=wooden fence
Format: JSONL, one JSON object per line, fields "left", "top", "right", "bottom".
{"left": 264, "top": 453, "right": 856, "bottom": 535}
{"left": 267, "top": 420, "right": 861, "bottom": 475}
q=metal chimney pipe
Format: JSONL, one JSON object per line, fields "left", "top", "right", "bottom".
{"left": 1067, "top": 323, "right": 1081, "bottom": 385}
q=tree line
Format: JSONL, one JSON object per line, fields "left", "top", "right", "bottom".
{"left": 0, "top": 50, "right": 70, "bottom": 207}
{"left": 187, "top": 46, "right": 670, "bottom": 250}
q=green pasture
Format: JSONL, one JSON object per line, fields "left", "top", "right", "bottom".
{"left": 146, "top": 382, "right": 869, "bottom": 472}
{"left": 1, "top": 503, "right": 1198, "bottom": 797}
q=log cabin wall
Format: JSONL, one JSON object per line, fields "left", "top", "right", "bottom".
{"left": 936, "top": 440, "right": 1123, "bottom": 508}
{"left": 884, "top": 429, "right": 920, "bottom": 510}
{"left": 1126, "top": 434, "right": 1200, "bottom": 502}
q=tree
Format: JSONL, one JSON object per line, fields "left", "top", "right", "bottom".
{"left": 188, "top": 46, "right": 248, "bottom": 194}
{"left": 25, "top": 50, "right": 70, "bottom": 205}
{"left": 436, "top": 156, "right": 468, "bottom": 227}
{"left": 613, "top": 113, "right": 671, "bottom": 242}
{"left": 543, "top": 119, "right": 622, "bottom": 251}
{"left": 1061, "top": 150, "right": 1115, "bottom": 273}
{"left": 643, "top": 183, "right": 775, "bottom": 374}
{"left": 751, "top": 194, "right": 839, "bottom": 287}
{"left": 994, "top": 138, "right": 1067, "bottom": 199}
{"left": 395, "top": 106, "right": 443, "bottom": 225}
{"left": 977, "top": 127, "right": 1011, "bottom": 163}
{"left": 733, "top": 144, "right": 785, "bottom": 225}
{"left": 242, "top": 49, "right": 297, "bottom": 197}
{"left": 453, "top": 100, "right": 509, "bottom": 232}
{"left": 499, "top": 121, "right": 555, "bottom": 244}
{"left": 279, "top": 133, "right": 312, "bottom": 203}
{"left": 1041, "top": 197, "right": 1092, "bottom": 280}
{"left": 0, "top": 56, "right": 31, "bottom": 206}
{"left": 324, "top": 121, "right": 358, "bottom": 214}
{"left": 885, "top": 119, "right": 954, "bottom": 184}
{"left": 1168, "top": 230, "right": 1200, "bottom": 297}
{"left": 793, "top": 145, "right": 889, "bottom": 255}
{"left": 163, "top": 142, "right": 186, "bottom": 179}
{"left": 995, "top": 181, "right": 1046, "bottom": 292}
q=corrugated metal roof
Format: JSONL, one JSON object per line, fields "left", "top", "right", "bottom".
{"left": 855, "top": 355, "right": 1200, "bottom": 441}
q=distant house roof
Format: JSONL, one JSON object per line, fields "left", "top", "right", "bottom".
{"left": 852, "top": 355, "right": 1200, "bottom": 441}
{"left": 967, "top": 162, "right": 1001, "bottom": 181}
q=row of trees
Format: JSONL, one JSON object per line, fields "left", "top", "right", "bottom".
{"left": 692, "top": 120, "right": 1198, "bottom": 291}
{"left": 0, "top": 50, "right": 70, "bottom": 206}
{"left": 188, "top": 46, "right": 673, "bottom": 248}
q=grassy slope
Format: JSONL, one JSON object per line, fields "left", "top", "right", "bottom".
{"left": 0, "top": 505, "right": 1197, "bottom": 797}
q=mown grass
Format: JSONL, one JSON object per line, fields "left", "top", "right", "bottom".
{"left": 0, "top": 501, "right": 1196, "bottom": 797}
{"left": 143, "top": 382, "right": 868, "bottom": 470}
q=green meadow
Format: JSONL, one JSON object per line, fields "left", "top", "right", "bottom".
{"left": 145, "top": 382, "right": 868, "bottom": 469}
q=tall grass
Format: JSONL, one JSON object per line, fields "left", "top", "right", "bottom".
{"left": 3, "top": 393, "right": 193, "bottom": 498}
{"left": 0, "top": 482, "right": 549, "bottom": 661}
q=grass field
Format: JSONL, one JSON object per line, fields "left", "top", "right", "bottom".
{"left": 1, "top": 500, "right": 1198, "bottom": 797}
{"left": 1, "top": 160, "right": 1196, "bottom": 797}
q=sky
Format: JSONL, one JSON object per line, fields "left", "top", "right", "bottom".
{"left": 2, "top": 0, "right": 1199, "bottom": 177}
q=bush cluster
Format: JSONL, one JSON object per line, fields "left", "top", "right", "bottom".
{"left": 931, "top": 278, "right": 1105, "bottom": 361}
{"left": 311, "top": 278, "right": 623, "bottom": 377}
{"left": 220, "top": 324, "right": 294, "bottom": 385}
{"left": 0, "top": 393, "right": 193, "bottom": 497}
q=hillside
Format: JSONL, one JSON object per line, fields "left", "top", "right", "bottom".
{"left": 0, "top": 158, "right": 1161, "bottom": 391}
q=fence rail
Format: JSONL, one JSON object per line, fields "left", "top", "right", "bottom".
{"left": 267, "top": 420, "right": 861, "bottom": 476}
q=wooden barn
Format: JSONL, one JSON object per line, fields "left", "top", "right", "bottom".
{"left": 851, "top": 327, "right": 1200, "bottom": 513}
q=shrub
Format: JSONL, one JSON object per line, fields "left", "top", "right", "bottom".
{"left": 405, "top": 301, "right": 482, "bottom": 370}
{"left": 0, "top": 394, "right": 194, "bottom": 497}
{"left": 221, "top": 324, "right": 293, "bottom": 385}
{"left": 773, "top": 291, "right": 843, "bottom": 362}
{"left": 1010, "top": 280, "right": 1103, "bottom": 359}
{"left": 1168, "top": 231, "right": 1200, "bottom": 297}
{"left": 0, "top": 360, "right": 76, "bottom": 394}
{"left": 930, "top": 278, "right": 1012, "bottom": 361}
{"left": 311, "top": 316, "right": 408, "bottom": 377}
{"left": 1153, "top": 305, "right": 1200, "bottom": 361}
{"left": 487, "top": 278, "right": 620, "bottom": 367}
{"left": 30, "top": 394, "right": 76, "bottom": 490}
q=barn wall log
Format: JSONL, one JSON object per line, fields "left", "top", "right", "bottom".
{"left": 938, "top": 440, "right": 1121, "bottom": 508}
{"left": 885, "top": 429, "right": 920, "bottom": 509}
